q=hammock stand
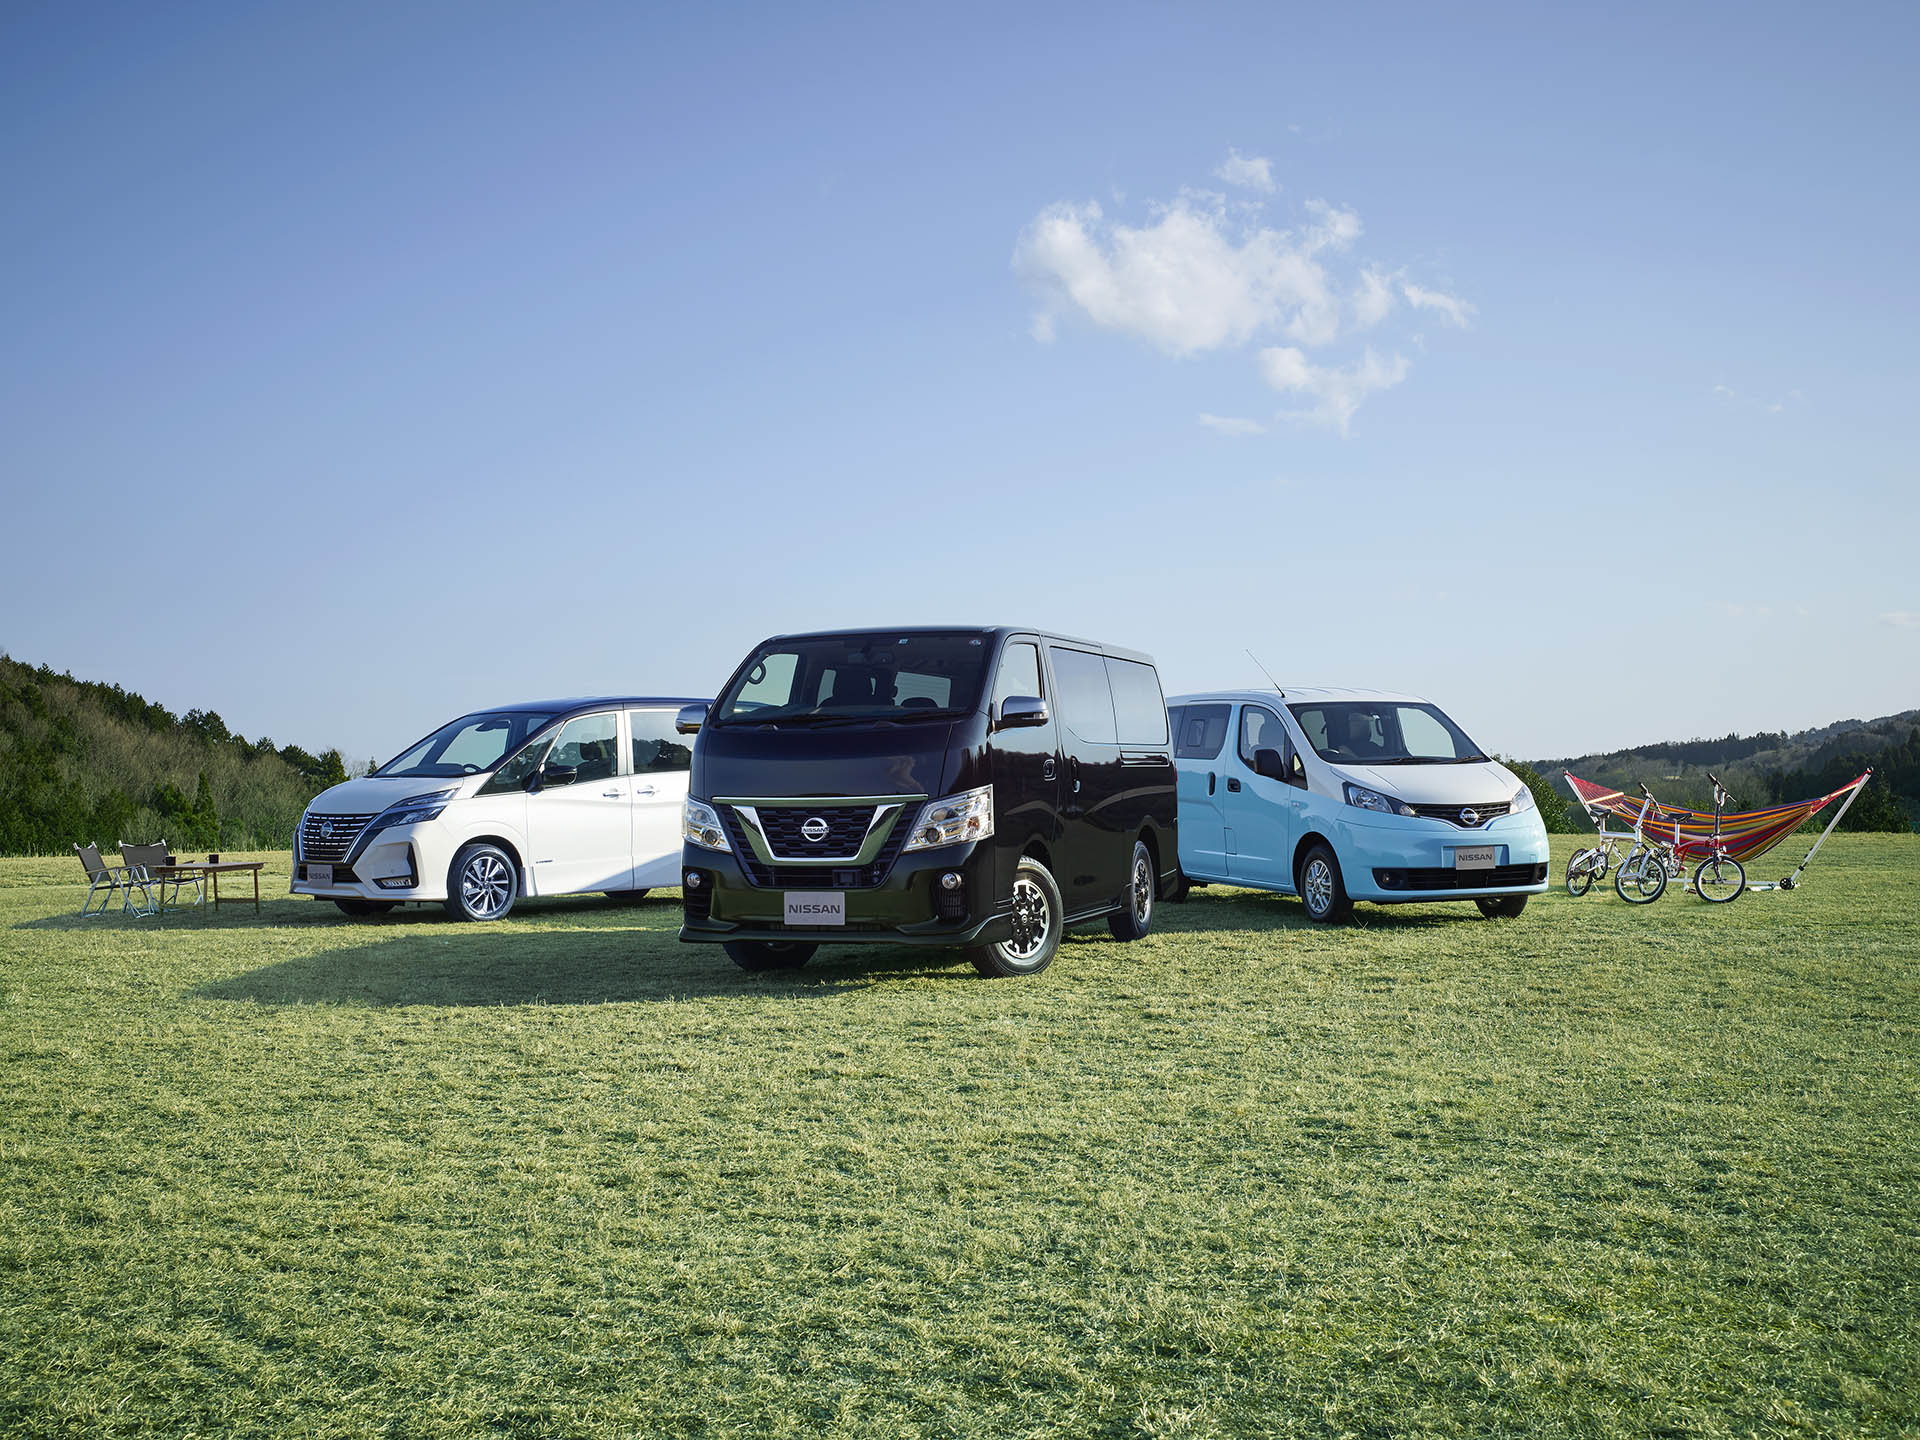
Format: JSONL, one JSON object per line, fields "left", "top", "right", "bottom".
{"left": 1562, "top": 768, "right": 1873, "bottom": 892}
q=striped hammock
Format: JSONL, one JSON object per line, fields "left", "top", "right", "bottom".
{"left": 1563, "top": 770, "right": 1872, "bottom": 864}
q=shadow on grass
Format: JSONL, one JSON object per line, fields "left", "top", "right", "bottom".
{"left": 1161, "top": 887, "right": 1475, "bottom": 933}
{"left": 195, "top": 906, "right": 977, "bottom": 1008}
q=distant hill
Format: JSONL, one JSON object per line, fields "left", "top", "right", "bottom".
{"left": 1531, "top": 709, "right": 1919, "bottom": 833}
{"left": 0, "top": 654, "right": 352, "bottom": 857}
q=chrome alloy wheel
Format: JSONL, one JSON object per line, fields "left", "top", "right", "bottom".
{"left": 1303, "top": 857, "right": 1335, "bottom": 916}
{"left": 461, "top": 852, "right": 513, "bottom": 919}
{"left": 1006, "top": 875, "right": 1051, "bottom": 961}
{"left": 1131, "top": 851, "right": 1153, "bottom": 925}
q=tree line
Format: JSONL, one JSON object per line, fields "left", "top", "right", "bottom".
{"left": 0, "top": 654, "right": 352, "bottom": 857}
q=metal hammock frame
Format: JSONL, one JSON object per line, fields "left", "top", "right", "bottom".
{"left": 1562, "top": 768, "right": 1873, "bottom": 892}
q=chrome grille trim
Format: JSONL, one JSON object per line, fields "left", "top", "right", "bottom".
{"left": 300, "top": 811, "right": 379, "bottom": 862}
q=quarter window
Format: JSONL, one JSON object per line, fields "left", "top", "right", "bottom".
{"left": 1046, "top": 647, "right": 1117, "bottom": 744}
{"left": 1173, "top": 703, "right": 1230, "bottom": 760}
{"left": 629, "top": 710, "right": 692, "bottom": 774}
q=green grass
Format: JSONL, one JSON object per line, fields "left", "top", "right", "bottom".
{"left": 2, "top": 837, "right": 1916, "bottom": 1438}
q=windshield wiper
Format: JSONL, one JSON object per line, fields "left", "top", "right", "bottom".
{"left": 1450, "top": 753, "right": 1493, "bottom": 764}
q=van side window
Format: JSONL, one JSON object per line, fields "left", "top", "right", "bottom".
{"left": 546, "top": 713, "right": 619, "bottom": 784}
{"left": 1105, "top": 658, "right": 1168, "bottom": 745}
{"left": 629, "top": 709, "right": 692, "bottom": 774}
{"left": 991, "top": 641, "right": 1043, "bottom": 708}
{"left": 1047, "top": 646, "right": 1117, "bottom": 744}
{"left": 1239, "top": 706, "right": 1289, "bottom": 768}
{"left": 1174, "top": 703, "right": 1230, "bottom": 760}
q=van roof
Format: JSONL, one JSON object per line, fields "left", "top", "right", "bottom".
{"left": 758, "top": 625, "right": 1159, "bottom": 667}
{"left": 1168, "top": 685, "right": 1429, "bottom": 706}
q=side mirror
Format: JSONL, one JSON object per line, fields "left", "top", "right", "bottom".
{"left": 534, "top": 762, "right": 579, "bottom": 792}
{"left": 1253, "top": 747, "right": 1287, "bottom": 781}
{"left": 676, "top": 703, "right": 709, "bottom": 736}
{"left": 996, "top": 695, "right": 1049, "bottom": 729}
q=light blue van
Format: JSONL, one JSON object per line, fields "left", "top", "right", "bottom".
{"left": 1166, "top": 687, "right": 1550, "bottom": 921}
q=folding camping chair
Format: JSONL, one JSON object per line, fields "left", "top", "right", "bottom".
{"left": 73, "top": 842, "right": 136, "bottom": 917}
{"left": 118, "top": 841, "right": 204, "bottom": 915}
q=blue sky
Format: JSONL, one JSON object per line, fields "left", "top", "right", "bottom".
{"left": 2, "top": 2, "right": 1915, "bottom": 766}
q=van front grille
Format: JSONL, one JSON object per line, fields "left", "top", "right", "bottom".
{"left": 300, "top": 812, "right": 378, "bottom": 862}
{"left": 1373, "top": 863, "right": 1547, "bottom": 891}
{"left": 1407, "top": 801, "right": 1511, "bottom": 827}
{"left": 720, "top": 804, "right": 914, "bottom": 889}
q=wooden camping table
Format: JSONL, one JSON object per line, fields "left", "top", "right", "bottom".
{"left": 149, "top": 860, "right": 265, "bottom": 918}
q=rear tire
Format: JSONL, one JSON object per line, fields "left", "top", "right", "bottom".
{"left": 334, "top": 898, "right": 397, "bottom": 917}
{"left": 1107, "top": 841, "right": 1156, "bottom": 941}
{"left": 969, "top": 856, "right": 1063, "bottom": 977}
{"left": 444, "top": 842, "right": 519, "bottom": 921}
{"left": 723, "top": 940, "right": 816, "bottom": 971}
{"left": 1299, "top": 844, "right": 1353, "bottom": 923}
{"left": 1565, "top": 850, "right": 1598, "bottom": 897}
{"left": 1476, "top": 895, "right": 1528, "bottom": 918}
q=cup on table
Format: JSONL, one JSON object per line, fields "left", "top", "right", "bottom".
{"left": 165, "top": 855, "right": 177, "bottom": 866}
{"left": 207, "top": 853, "right": 220, "bottom": 863}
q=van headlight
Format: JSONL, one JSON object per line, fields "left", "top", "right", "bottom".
{"left": 1509, "top": 784, "right": 1536, "bottom": 813}
{"left": 684, "top": 798, "right": 731, "bottom": 852}
{"left": 903, "top": 785, "right": 994, "bottom": 852}
{"left": 1343, "top": 782, "right": 1415, "bottom": 817}
{"left": 370, "top": 788, "right": 456, "bottom": 832}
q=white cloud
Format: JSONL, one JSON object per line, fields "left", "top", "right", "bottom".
{"left": 1353, "top": 267, "right": 1395, "bottom": 328}
{"left": 1198, "top": 413, "right": 1268, "bottom": 436}
{"left": 1214, "top": 148, "right": 1276, "bottom": 193}
{"left": 1259, "top": 345, "right": 1410, "bottom": 434}
{"left": 1029, "top": 312, "right": 1055, "bottom": 344}
{"left": 1013, "top": 193, "right": 1360, "bottom": 357}
{"left": 1401, "top": 280, "right": 1473, "bottom": 327}
{"left": 1879, "top": 611, "right": 1920, "bottom": 629}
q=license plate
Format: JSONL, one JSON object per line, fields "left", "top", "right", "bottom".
{"left": 783, "top": 891, "right": 845, "bottom": 926}
{"left": 307, "top": 863, "right": 333, "bottom": 887}
{"left": 1454, "top": 846, "right": 1497, "bottom": 870}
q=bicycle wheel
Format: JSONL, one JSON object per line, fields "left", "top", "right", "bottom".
{"left": 1615, "top": 849, "right": 1667, "bottom": 904}
{"left": 1565, "top": 850, "right": 1598, "bottom": 897}
{"left": 1694, "top": 854, "right": 1746, "bottom": 904}
{"left": 1594, "top": 847, "right": 1611, "bottom": 881}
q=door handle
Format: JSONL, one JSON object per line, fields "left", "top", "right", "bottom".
{"left": 1069, "top": 756, "right": 1081, "bottom": 794}
{"left": 601, "top": 788, "right": 624, "bottom": 799}
{"left": 633, "top": 785, "right": 656, "bottom": 797}
{"left": 1227, "top": 777, "right": 1242, "bottom": 792}
{"left": 1042, "top": 759, "right": 1056, "bottom": 780}
{"left": 1207, "top": 771, "right": 1216, "bottom": 796}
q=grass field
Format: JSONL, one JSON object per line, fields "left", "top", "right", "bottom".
{"left": 2, "top": 836, "right": 1916, "bottom": 1438}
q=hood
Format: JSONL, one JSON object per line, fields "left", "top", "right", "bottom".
{"left": 1329, "top": 759, "right": 1523, "bottom": 807}
{"left": 306, "top": 775, "right": 472, "bottom": 815}
{"left": 694, "top": 718, "right": 968, "bottom": 801}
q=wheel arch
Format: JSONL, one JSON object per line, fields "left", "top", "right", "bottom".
{"left": 1292, "top": 830, "right": 1335, "bottom": 885}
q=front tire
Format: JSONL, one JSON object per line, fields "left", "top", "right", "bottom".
{"left": 1476, "top": 895, "right": 1528, "bottom": 918}
{"left": 1694, "top": 855, "right": 1746, "bottom": 904}
{"left": 1107, "top": 841, "right": 1156, "bottom": 941}
{"left": 334, "top": 898, "right": 397, "bottom": 917}
{"left": 723, "top": 940, "right": 816, "bottom": 972}
{"left": 444, "top": 843, "right": 519, "bottom": 921}
{"left": 969, "top": 856, "right": 1064, "bottom": 977}
{"left": 1615, "top": 849, "right": 1667, "bottom": 905}
{"left": 1299, "top": 844, "right": 1353, "bottom": 923}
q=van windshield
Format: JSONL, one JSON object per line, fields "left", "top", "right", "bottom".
{"left": 712, "top": 632, "right": 989, "bottom": 725}
{"left": 1287, "top": 700, "right": 1489, "bottom": 765}
{"left": 377, "top": 710, "right": 561, "bottom": 778}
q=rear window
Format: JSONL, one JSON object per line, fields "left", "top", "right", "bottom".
{"left": 1173, "top": 703, "right": 1230, "bottom": 760}
{"left": 1105, "top": 658, "right": 1168, "bottom": 746}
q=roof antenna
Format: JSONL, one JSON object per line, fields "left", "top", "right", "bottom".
{"left": 1246, "top": 649, "right": 1284, "bottom": 698}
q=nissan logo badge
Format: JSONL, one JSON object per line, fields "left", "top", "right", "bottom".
{"left": 320, "top": 820, "right": 336, "bottom": 839}
{"left": 1458, "top": 808, "right": 1479, "bottom": 827}
{"left": 801, "top": 816, "right": 830, "bottom": 844}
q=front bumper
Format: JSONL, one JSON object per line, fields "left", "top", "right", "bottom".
{"left": 1330, "top": 808, "right": 1551, "bottom": 904}
{"left": 678, "top": 838, "right": 1012, "bottom": 948}
{"left": 290, "top": 820, "right": 444, "bottom": 902}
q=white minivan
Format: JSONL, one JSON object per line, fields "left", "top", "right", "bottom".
{"left": 291, "top": 695, "right": 705, "bottom": 920}
{"left": 1167, "top": 687, "right": 1550, "bottom": 921}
